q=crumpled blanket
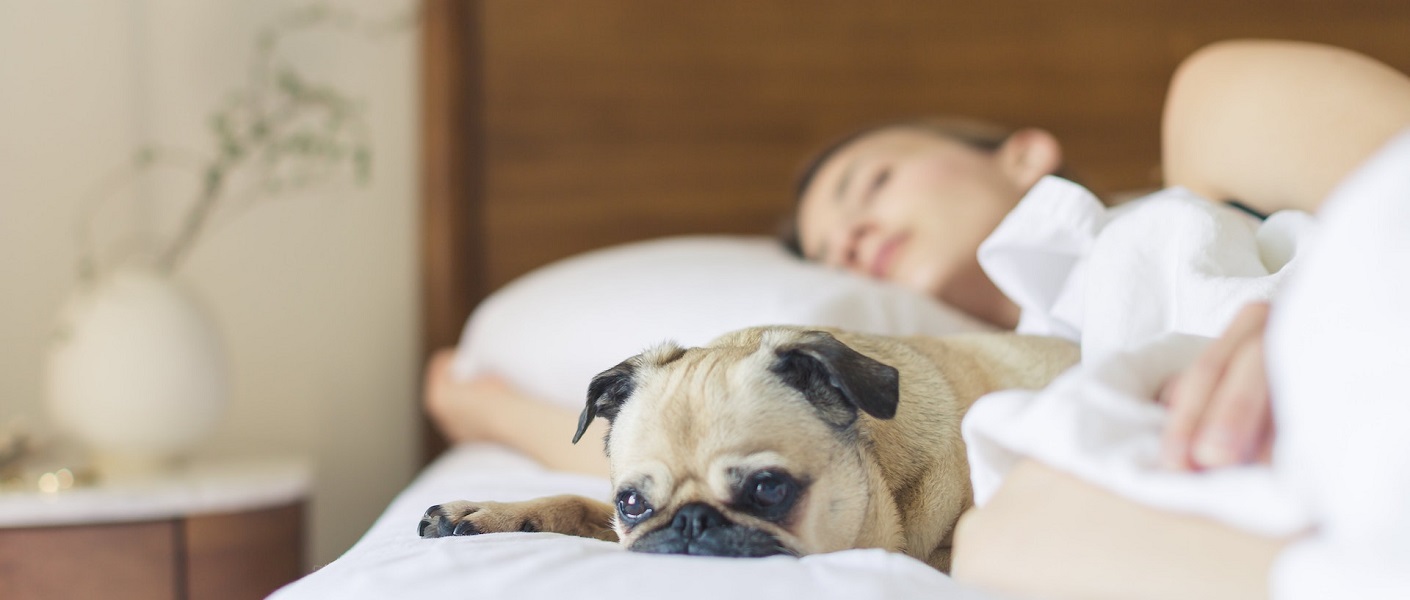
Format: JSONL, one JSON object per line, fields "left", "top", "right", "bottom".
{"left": 964, "top": 175, "right": 1316, "bottom": 536}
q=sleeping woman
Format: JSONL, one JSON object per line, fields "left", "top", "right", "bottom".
{"left": 424, "top": 39, "right": 1410, "bottom": 598}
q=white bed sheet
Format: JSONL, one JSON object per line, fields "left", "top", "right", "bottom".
{"left": 272, "top": 444, "right": 1007, "bottom": 600}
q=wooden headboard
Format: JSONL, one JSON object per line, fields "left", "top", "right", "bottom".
{"left": 418, "top": 0, "right": 1410, "bottom": 460}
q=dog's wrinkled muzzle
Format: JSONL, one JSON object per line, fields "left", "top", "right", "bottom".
{"left": 627, "top": 503, "right": 793, "bottom": 558}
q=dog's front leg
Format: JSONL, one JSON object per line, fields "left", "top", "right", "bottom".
{"left": 419, "top": 495, "right": 617, "bottom": 542}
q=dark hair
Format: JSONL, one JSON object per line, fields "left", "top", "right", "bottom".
{"left": 778, "top": 117, "right": 1056, "bottom": 257}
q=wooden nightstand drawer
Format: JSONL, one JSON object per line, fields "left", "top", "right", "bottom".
{"left": 0, "top": 518, "right": 179, "bottom": 599}
{"left": 186, "top": 503, "right": 305, "bottom": 599}
{"left": 0, "top": 459, "right": 311, "bottom": 600}
{"left": 0, "top": 502, "right": 304, "bottom": 600}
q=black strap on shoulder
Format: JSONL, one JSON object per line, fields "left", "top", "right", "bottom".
{"left": 1224, "top": 199, "right": 1269, "bottom": 221}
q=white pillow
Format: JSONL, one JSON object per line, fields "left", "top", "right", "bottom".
{"left": 452, "top": 235, "right": 991, "bottom": 408}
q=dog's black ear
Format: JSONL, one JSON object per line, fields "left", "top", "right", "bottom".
{"left": 770, "top": 331, "right": 899, "bottom": 428}
{"left": 573, "top": 359, "right": 638, "bottom": 444}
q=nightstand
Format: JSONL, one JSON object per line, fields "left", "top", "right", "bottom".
{"left": 0, "top": 458, "right": 311, "bottom": 600}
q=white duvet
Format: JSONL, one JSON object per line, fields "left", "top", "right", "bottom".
{"left": 272, "top": 444, "right": 1006, "bottom": 600}
{"left": 966, "top": 175, "right": 1316, "bottom": 536}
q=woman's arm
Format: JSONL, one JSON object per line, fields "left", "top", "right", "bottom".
{"left": 424, "top": 348, "right": 610, "bottom": 477}
{"left": 1163, "top": 39, "right": 1410, "bottom": 214}
{"left": 952, "top": 460, "right": 1290, "bottom": 600}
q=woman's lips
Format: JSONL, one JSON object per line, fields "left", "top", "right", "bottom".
{"left": 869, "top": 234, "right": 907, "bottom": 279}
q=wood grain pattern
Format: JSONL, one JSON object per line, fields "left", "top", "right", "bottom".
{"left": 472, "top": 0, "right": 1410, "bottom": 291}
{"left": 0, "top": 504, "right": 303, "bottom": 600}
{"left": 0, "top": 520, "right": 179, "bottom": 600}
{"left": 419, "top": 0, "right": 483, "bottom": 462}
{"left": 419, "top": 0, "right": 1410, "bottom": 458}
{"left": 184, "top": 503, "right": 305, "bottom": 600}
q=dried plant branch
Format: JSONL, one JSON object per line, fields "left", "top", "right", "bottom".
{"left": 76, "top": 3, "right": 411, "bottom": 281}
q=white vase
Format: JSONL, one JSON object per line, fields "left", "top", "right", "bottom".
{"left": 45, "top": 268, "right": 228, "bottom": 475}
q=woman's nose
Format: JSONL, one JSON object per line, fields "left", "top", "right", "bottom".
{"left": 830, "top": 219, "right": 869, "bottom": 271}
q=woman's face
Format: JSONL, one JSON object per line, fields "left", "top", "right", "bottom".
{"left": 796, "top": 127, "right": 1039, "bottom": 323}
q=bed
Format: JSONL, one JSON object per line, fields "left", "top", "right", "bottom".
{"left": 273, "top": 2, "right": 1410, "bottom": 598}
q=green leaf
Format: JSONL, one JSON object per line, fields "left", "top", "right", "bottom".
{"left": 277, "top": 68, "right": 304, "bottom": 96}
{"left": 353, "top": 147, "right": 371, "bottom": 184}
{"left": 134, "top": 147, "right": 157, "bottom": 166}
{"left": 204, "top": 165, "right": 225, "bottom": 196}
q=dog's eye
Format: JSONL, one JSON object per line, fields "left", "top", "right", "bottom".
{"left": 616, "top": 490, "right": 653, "bottom": 522}
{"left": 749, "top": 472, "right": 792, "bottom": 508}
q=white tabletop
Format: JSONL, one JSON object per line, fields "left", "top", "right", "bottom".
{"left": 0, "top": 456, "right": 312, "bottom": 528}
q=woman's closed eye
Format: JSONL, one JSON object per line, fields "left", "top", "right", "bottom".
{"left": 807, "top": 162, "right": 891, "bottom": 265}
{"left": 863, "top": 165, "right": 892, "bottom": 202}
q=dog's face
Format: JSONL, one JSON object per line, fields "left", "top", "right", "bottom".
{"left": 572, "top": 328, "right": 900, "bottom": 558}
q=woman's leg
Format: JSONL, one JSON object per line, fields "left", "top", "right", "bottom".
{"left": 1162, "top": 39, "right": 1410, "bottom": 214}
{"left": 952, "top": 460, "right": 1287, "bottom": 600}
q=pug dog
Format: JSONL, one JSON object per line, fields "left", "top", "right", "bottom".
{"left": 419, "top": 326, "right": 1077, "bottom": 572}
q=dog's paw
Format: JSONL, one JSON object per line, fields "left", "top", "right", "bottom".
{"left": 418, "top": 500, "right": 541, "bottom": 539}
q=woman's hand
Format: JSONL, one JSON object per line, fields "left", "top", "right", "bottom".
{"left": 1159, "top": 302, "right": 1275, "bottom": 471}
{"left": 423, "top": 348, "right": 518, "bottom": 444}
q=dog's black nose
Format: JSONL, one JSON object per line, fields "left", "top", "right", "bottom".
{"left": 671, "top": 503, "right": 728, "bottom": 539}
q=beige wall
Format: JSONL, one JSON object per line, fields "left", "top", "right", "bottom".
{"left": 0, "top": 0, "right": 420, "bottom": 568}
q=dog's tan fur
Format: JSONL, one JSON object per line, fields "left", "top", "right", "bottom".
{"left": 421, "top": 326, "right": 1077, "bottom": 572}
